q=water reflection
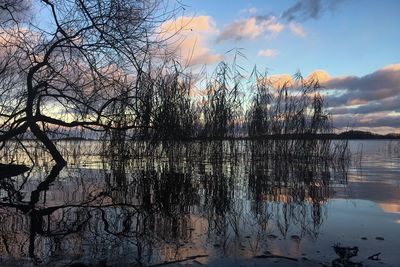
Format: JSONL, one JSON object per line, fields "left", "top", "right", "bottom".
{"left": 0, "top": 140, "right": 365, "bottom": 266}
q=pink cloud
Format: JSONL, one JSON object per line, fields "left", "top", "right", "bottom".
{"left": 289, "top": 22, "right": 306, "bottom": 37}
{"left": 160, "top": 16, "right": 223, "bottom": 66}
{"left": 257, "top": 49, "right": 279, "bottom": 57}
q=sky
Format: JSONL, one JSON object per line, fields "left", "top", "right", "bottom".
{"left": 164, "top": 0, "right": 400, "bottom": 134}
{"left": 3, "top": 0, "right": 400, "bottom": 134}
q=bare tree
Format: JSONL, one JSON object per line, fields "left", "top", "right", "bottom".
{"left": 0, "top": 0, "right": 31, "bottom": 26}
{"left": 0, "top": 0, "right": 177, "bottom": 166}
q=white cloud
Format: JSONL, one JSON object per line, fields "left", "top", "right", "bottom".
{"left": 289, "top": 22, "right": 306, "bottom": 37}
{"left": 216, "top": 16, "right": 284, "bottom": 42}
{"left": 261, "top": 19, "right": 285, "bottom": 34}
{"left": 240, "top": 7, "right": 258, "bottom": 15}
{"left": 257, "top": 49, "right": 278, "bottom": 57}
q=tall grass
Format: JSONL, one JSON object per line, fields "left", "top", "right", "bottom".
{"left": 96, "top": 58, "right": 348, "bottom": 164}
{"left": 202, "top": 61, "right": 243, "bottom": 139}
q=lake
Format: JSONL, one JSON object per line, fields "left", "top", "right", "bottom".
{"left": 0, "top": 140, "right": 399, "bottom": 267}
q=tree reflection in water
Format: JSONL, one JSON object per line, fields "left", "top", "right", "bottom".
{"left": 0, "top": 140, "right": 348, "bottom": 266}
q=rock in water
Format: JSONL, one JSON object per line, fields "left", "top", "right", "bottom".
{"left": 0, "top": 163, "right": 30, "bottom": 178}
{"left": 333, "top": 244, "right": 359, "bottom": 259}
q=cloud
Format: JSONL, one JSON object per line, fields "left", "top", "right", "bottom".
{"left": 268, "top": 74, "right": 294, "bottom": 88}
{"left": 289, "top": 22, "right": 306, "bottom": 37}
{"left": 257, "top": 49, "right": 278, "bottom": 57}
{"left": 381, "top": 64, "right": 400, "bottom": 72}
{"left": 273, "top": 65, "right": 400, "bottom": 110}
{"left": 330, "top": 96, "right": 400, "bottom": 115}
{"left": 240, "top": 7, "right": 258, "bottom": 15}
{"left": 322, "top": 64, "right": 400, "bottom": 130}
{"left": 261, "top": 64, "right": 400, "bottom": 131}
{"left": 346, "top": 99, "right": 368, "bottom": 106}
{"left": 323, "top": 64, "right": 400, "bottom": 105}
{"left": 333, "top": 112, "right": 400, "bottom": 129}
{"left": 217, "top": 0, "right": 343, "bottom": 43}
{"left": 216, "top": 16, "right": 284, "bottom": 42}
{"left": 160, "top": 16, "right": 217, "bottom": 34}
{"left": 0, "top": 27, "right": 41, "bottom": 70}
{"left": 265, "top": 70, "right": 329, "bottom": 90}
{"left": 307, "top": 70, "right": 331, "bottom": 83}
{"left": 216, "top": 0, "right": 340, "bottom": 43}
{"left": 282, "top": 0, "right": 343, "bottom": 22}
{"left": 160, "top": 16, "right": 222, "bottom": 66}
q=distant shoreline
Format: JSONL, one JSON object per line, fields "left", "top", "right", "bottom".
{"left": 14, "top": 131, "right": 400, "bottom": 142}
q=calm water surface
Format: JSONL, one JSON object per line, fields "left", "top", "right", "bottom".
{"left": 0, "top": 140, "right": 399, "bottom": 266}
